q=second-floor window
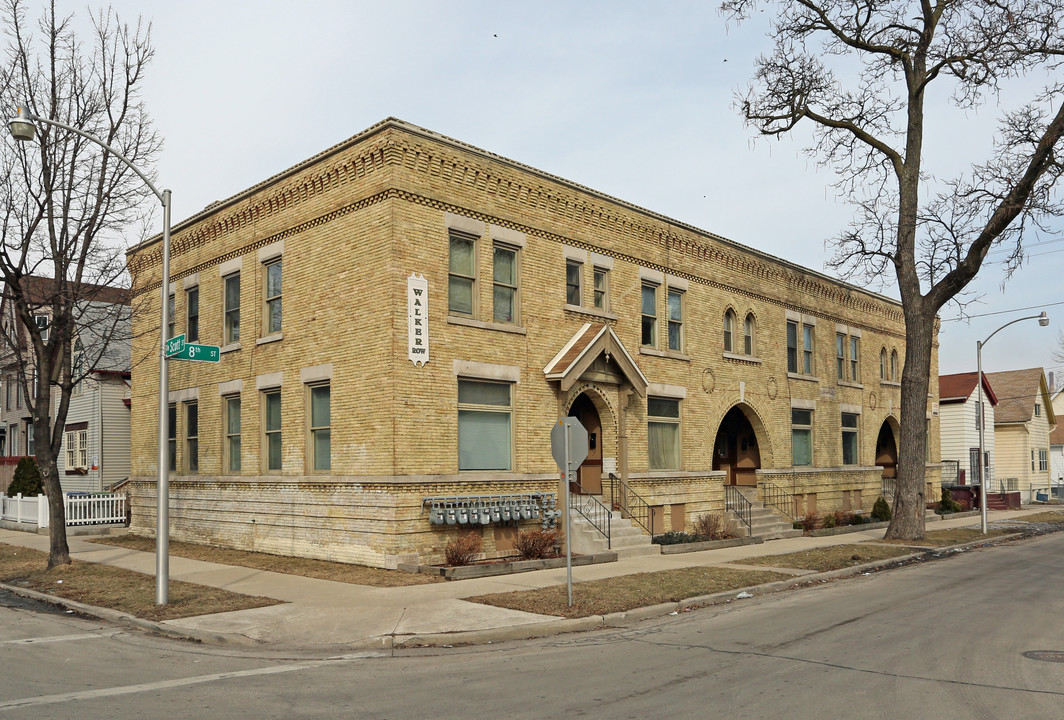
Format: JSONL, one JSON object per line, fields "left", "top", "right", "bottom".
{"left": 723, "top": 310, "right": 735, "bottom": 352}
{"left": 667, "top": 289, "right": 683, "bottom": 352}
{"left": 593, "top": 267, "right": 609, "bottom": 311}
{"left": 264, "top": 259, "right": 282, "bottom": 335}
{"left": 224, "top": 274, "right": 240, "bottom": 344}
{"left": 186, "top": 287, "right": 199, "bottom": 342}
{"left": 566, "top": 260, "right": 581, "bottom": 305}
{"left": 167, "top": 293, "right": 175, "bottom": 339}
{"left": 787, "top": 321, "right": 815, "bottom": 375}
{"left": 493, "top": 244, "right": 519, "bottom": 324}
{"left": 448, "top": 232, "right": 476, "bottom": 317}
{"left": 641, "top": 283, "right": 657, "bottom": 347}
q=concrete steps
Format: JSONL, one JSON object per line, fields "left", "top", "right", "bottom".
{"left": 730, "top": 487, "right": 803, "bottom": 540}
{"left": 569, "top": 502, "right": 661, "bottom": 559}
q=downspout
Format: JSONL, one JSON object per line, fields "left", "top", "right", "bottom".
{"left": 98, "top": 374, "right": 104, "bottom": 492}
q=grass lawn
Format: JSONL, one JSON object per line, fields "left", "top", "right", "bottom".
{"left": 730, "top": 543, "right": 916, "bottom": 571}
{"left": 0, "top": 542, "right": 280, "bottom": 622}
{"left": 89, "top": 534, "right": 442, "bottom": 587}
{"left": 877, "top": 528, "right": 1009, "bottom": 547}
{"left": 467, "top": 566, "right": 789, "bottom": 619}
{"left": 1014, "top": 510, "right": 1064, "bottom": 524}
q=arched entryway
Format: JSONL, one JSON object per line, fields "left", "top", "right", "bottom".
{"left": 876, "top": 421, "right": 898, "bottom": 479}
{"left": 569, "top": 393, "right": 603, "bottom": 494}
{"left": 713, "top": 406, "right": 761, "bottom": 486}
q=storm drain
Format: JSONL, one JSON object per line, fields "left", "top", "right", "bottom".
{"left": 1022, "top": 650, "right": 1064, "bottom": 663}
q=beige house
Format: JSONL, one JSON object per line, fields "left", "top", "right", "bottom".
{"left": 125, "top": 118, "right": 940, "bottom": 568}
{"left": 986, "top": 368, "right": 1055, "bottom": 501}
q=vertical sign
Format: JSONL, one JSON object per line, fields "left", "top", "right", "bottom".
{"left": 407, "top": 273, "right": 430, "bottom": 366}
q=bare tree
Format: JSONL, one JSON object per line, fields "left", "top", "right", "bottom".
{"left": 722, "top": 1, "right": 1064, "bottom": 539}
{"left": 0, "top": 0, "right": 158, "bottom": 566}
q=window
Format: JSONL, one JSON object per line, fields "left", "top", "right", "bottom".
{"left": 9, "top": 424, "right": 18, "bottom": 456}
{"left": 744, "top": 313, "right": 755, "bottom": 356}
{"left": 457, "top": 379, "right": 511, "bottom": 471}
{"left": 26, "top": 423, "right": 34, "bottom": 456}
{"left": 792, "top": 409, "right": 813, "bottom": 466}
{"left": 64, "top": 427, "right": 88, "bottom": 469}
{"left": 1035, "top": 403, "right": 1042, "bottom": 417}
{"left": 850, "top": 337, "right": 860, "bottom": 381}
{"left": 264, "top": 259, "right": 282, "bottom": 334}
{"left": 167, "top": 293, "right": 175, "bottom": 339}
{"left": 723, "top": 310, "right": 735, "bottom": 353}
{"left": 1040, "top": 449, "right": 1048, "bottom": 472}
{"left": 224, "top": 273, "right": 241, "bottom": 344}
{"left": 72, "top": 339, "right": 84, "bottom": 396}
{"left": 448, "top": 232, "right": 477, "bottom": 317}
{"left": 167, "top": 404, "right": 176, "bottom": 472}
{"left": 263, "top": 390, "right": 282, "bottom": 472}
{"left": 493, "top": 244, "right": 518, "bottom": 324}
{"left": 33, "top": 315, "right": 48, "bottom": 342}
{"left": 185, "top": 402, "right": 198, "bottom": 474}
{"left": 842, "top": 413, "right": 859, "bottom": 465}
{"left": 880, "top": 348, "right": 888, "bottom": 380}
{"left": 565, "top": 260, "right": 582, "bottom": 305}
{"left": 836, "top": 333, "right": 846, "bottom": 380}
{"left": 648, "top": 397, "right": 681, "bottom": 470}
{"left": 309, "top": 384, "right": 331, "bottom": 471}
{"left": 224, "top": 395, "right": 241, "bottom": 472}
{"left": 890, "top": 349, "right": 898, "bottom": 381}
{"left": 186, "top": 287, "right": 199, "bottom": 342}
{"left": 667, "top": 289, "right": 683, "bottom": 352}
{"left": 787, "top": 321, "right": 815, "bottom": 375}
{"left": 593, "top": 267, "right": 609, "bottom": 311}
{"left": 641, "top": 283, "right": 657, "bottom": 346}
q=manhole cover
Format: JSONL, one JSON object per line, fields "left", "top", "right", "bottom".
{"left": 1023, "top": 650, "right": 1064, "bottom": 663}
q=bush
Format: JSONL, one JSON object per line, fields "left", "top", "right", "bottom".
{"left": 444, "top": 531, "right": 482, "bottom": 566}
{"left": 833, "top": 510, "right": 855, "bottom": 527}
{"left": 7, "top": 457, "right": 43, "bottom": 496}
{"left": 515, "top": 528, "right": 559, "bottom": 559}
{"left": 939, "top": 488, "right": 962, "bottom": 514}
{"left": 692, "top": 512, "right": 736, "bottom": 540}
{"left": 871, "top": 496, "right": 892, "bottom": 522}
{"left": 799, "top": 512, "right": 820, "bottom": 533}
{"left": 822, "top": 512, "right": 836, "bottom": 528}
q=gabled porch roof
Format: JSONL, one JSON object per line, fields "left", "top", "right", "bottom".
{"left": 543, "top": 322, "right": 648, "bottom": 397}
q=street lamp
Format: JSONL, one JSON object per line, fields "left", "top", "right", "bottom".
{"left": 9, "top": 104, "right": 173, "bottom": 604}
{"left": 976, "top": 311, "right": 1049, "bottom": 534}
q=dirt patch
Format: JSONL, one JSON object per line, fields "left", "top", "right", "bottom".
{"left": 0, "top": 543, "right": 280, "bottom": 622}
{"left": 877, "top": 528, "right": 1009, "bottom": 547}
{"left": 88, "top": 534, "right": 442, "bottom": 587}
{"left": 1014, "top": 511, "right": 1064, "bottom": 524}
{"left": 730, "top": 544, "right": 915, "bottom": 571}
{"left": 467, "top": 566, "right": 789, "bottom": 619}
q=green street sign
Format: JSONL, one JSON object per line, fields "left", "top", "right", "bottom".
{"left": 170, "top": 342, "right": 221, "bottom": 363}
{"left": 164, "top": 334, "right": 186, "bottom": 358}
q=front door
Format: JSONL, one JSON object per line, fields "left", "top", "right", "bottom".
{"left": 712, "top": 406, "right": 761, "bottom": 486}
{"left": 569, "top": 394, "right": 603, "bottom": 495}
{"left": 876, "top": 424, "right": 898, "bottom": 479}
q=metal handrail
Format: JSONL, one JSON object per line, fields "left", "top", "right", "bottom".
{"left": 608, "top": 473, "right": 656, "bottom": 536}
{"left": 757, "top": 481, "right": 796, "bottom": 521}
{"left": 568, "top": 483, "right": 611, "bottom": 548}
{"left": 724, "top": 485, "right": 752, "bottom": 534}
{"left": 882, "top": 477, "right": 897, "bottom": 500}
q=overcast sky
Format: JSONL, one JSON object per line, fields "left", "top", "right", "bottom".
{"left": 70, "top": 0, "right": 1064, "bottom": 383}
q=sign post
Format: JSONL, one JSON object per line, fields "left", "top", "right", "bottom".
{"left": 551, "top": 417, "right": 589, "bottom": 607}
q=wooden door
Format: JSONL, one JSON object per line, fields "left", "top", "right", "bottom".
{"left": 570, "top": 395, "right": 603, "bottom": 495}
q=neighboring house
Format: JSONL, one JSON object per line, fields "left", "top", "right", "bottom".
{"left": 1049, "top": 388, "right": 1064, "bottom": 498}
{"left": 938, "top": 371, "right": 997, "bottom": 487}
{"left": 0, "top": 276, "right": 131, "bottom": 492}
{"left": 125, "top": 118, "right": 941, "bottom": 569}
{"left": 985, "top": 367, "right": 1056, "bottom": 501}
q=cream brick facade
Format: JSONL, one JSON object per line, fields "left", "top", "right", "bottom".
{"left": 126, "top": 119, "right": 941, "bottom": 568}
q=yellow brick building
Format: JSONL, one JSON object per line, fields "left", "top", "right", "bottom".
{"left": 126, "top": 118, "right": 940, "bottom": 568}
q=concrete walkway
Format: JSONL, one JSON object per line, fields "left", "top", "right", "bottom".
{"left": 0, "top": 509, "right": 1048, "bottom": 651}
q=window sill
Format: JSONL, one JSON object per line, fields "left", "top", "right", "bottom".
{"left": 220, "top": 342, "right": 242, "bottom": 354}
{"left": 880, "top": 380, "right": 901, "bottom": 388}
{"left": 837, "top": 380, "right": 864, "bottom": 390}
{"left": 787, "top": 372, "right": 819, "bottom": 383}
{"left": 446, "top": 316, "right": 527, "bottom": 335}
{"left": 563, "top": 303, "right": 618, "bottom": 321}
{"left": 723, "top": 352, "right": 762, "bottom": 364}
{"left": 256, "top": 333, "right": 284, "bottom": 346}
{"left": 639, "top": 347, "right": 691, "bottom": 362}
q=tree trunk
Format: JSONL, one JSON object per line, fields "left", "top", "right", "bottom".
{"left": 884, "top": 306, "right": 934, "bottom": 540}
{"left": 39, "top": 452, "right": 70, "bottom": 567}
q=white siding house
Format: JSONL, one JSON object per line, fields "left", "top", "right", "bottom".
{"left": 939, "top": 372, "right": 997, "bottom": 487}
{"left": 57, "top": 371, "right": 131, "bottom": 492}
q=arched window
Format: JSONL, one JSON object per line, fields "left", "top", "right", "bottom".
{"left": 723, "top": 309, "right": 736, "bottom": 352}
{"left": 890, "top": 349, "right": 899, "bottom": 381}
{"left": 743, "top": 313, "right": 755, "bottom": 356}
{"left": 880, "top": 348, "right": 888, "bottom": 380}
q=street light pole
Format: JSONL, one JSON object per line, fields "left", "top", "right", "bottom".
{"left": 9, "top": 105, "right": 173, "bottom": 604}
{"left": 976, "top": 311, "right": 1049, "bottom": 534}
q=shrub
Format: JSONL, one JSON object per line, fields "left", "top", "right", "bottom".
{"left": 799, "top": 512, "right": 820, "bottom": 533}
{"left": 8, "top": 457, "right": 43, "bottom": 496}
{"left": 871, "top": 497, "right": 892, "bottom": 522}
{"left": 444, "top": 531, "right": 482, "bottom": 566}
{"left": 833, "top": 510, "right": 855, "bottom": 527}
{"left": 653, "top": 531, "right": 693, "bottom": 545}
{"left": 939, "top": 488, "right": 962, "bottom": 514}
{"left": 822, "top": 512, "right": 836, "bottom": 528}
{"left": 515, "top": 528, "right": 559, "bottom": 559}
{"left": 692, "top": 512, "right": 736, "bottom": 540}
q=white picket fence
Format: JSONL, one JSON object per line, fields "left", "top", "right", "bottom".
{"left": 1, "top": 492, "right": 126, "bottom": 528}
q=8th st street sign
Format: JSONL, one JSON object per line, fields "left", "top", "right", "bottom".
{"left": 165, "top": 334, "right": 220, "bottom": 363}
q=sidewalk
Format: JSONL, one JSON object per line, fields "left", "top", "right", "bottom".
{"left": 0, "top": 509, "right": 1046, "bottom": 651}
